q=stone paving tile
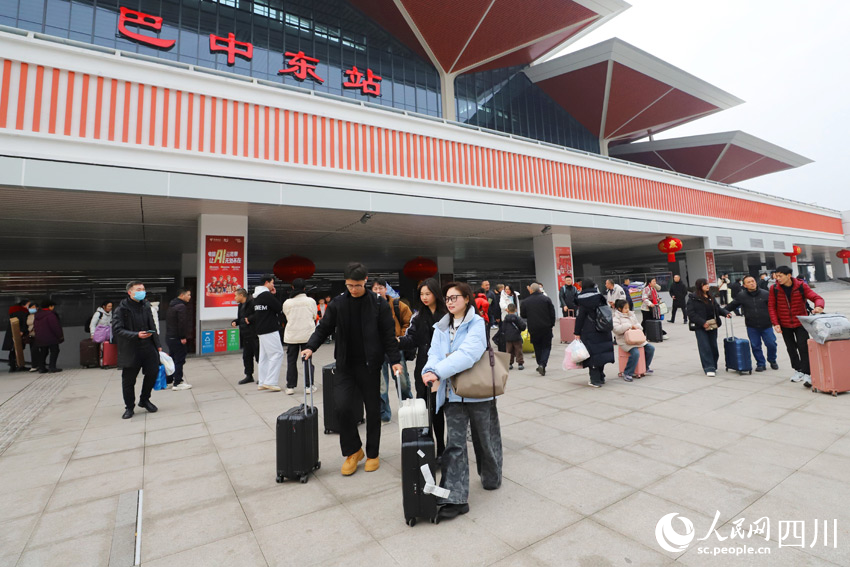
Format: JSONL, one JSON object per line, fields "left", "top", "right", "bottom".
{"left": 526, "top": 466, "right": 637, "bottom": 516}
{"left": 142, "top": 532, "right": 269, "bottom": 567}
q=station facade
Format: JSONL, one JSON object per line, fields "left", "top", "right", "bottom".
{"left": 1, "top": 0, "right": 848, "bottom": 359}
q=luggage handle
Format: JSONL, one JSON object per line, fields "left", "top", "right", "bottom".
{"left": 564, "top": 309, "right": 575, "bottom": 317}
{"left": 725, "top": 316, "right": 733, "bottom": 339}
{"left": 302, "top": 358, "right": 315, "bottom": 411}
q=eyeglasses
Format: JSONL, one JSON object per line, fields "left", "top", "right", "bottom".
{"left": 445, "top": 295, "right": 463, "bottom": 304}
{"left": 345, "top": 284, "right": 365, "bottom": 290}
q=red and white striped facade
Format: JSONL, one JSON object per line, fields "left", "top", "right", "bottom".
{"left": 0, "top": 30, "right": 844, "bottom": 241}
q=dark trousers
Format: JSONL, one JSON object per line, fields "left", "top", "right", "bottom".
{"left": 413, "top": 370, "right": 446, "bottom": 457}
{"left": 166, "top": 338, "right": 187, "bottom": 385}
{"left": 122, "top": 345, "right": 160, "bottom": 410}
{"left": 285, "top": 343, "right": 312, "bottom": 388}
{"left": 529, "top": 330, "right": 552, "bottom": 367}
{"left": 589, "top": 365, "right": 606, "bottom": 385}
{"left": 694, "top": 328, "right": 720, "bottom": 373}
{"left": 440, "top": 400, "right": 502, "bottom": 505}
{"left": 781, "top": 326, "right": 810, "bottom": 375}
{"left": 242, "top": 336, "right": 259, "bottom": 377}
{"left": 35, "top": 344, "right": 60, "bottom": 370}
{"left": 506, "top": 340, "right": 524, "bottom": 365}
{"left": 335, "top": 362, "right": 381, "bottom": 459}
{"left": 669, "top": 304, "right": 687, "bottom": 323}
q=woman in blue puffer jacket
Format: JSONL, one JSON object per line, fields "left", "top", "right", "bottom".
{"left": 422, "top": 281, "right": 502, "bottom": 522}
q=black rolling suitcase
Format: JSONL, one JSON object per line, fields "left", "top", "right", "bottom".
{"left": 644, "top": 319, "right": 663, "bottom": 343}
{"left": 322, "top": 363, "right": 365, "bottom": 434}
{"left": 276, "top": 360, "right": 321, "bottom": 483}
{"left": 401, "top": 394, "right": 438, "bottom": 527}
{"left": 80, "top": 339, "right": 100, "bottom": 368}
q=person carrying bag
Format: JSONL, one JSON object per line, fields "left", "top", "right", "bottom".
{"left": 422, "top": 282, "right": 503, "bottom": 523}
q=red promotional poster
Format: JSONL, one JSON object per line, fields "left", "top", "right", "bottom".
{"left": 705, "top": 251, "right": 717, "bottom": 284}
{"left": 214, "top": 329, "right": 227, "bottom": 352}
{"left": 204, "top": 235, "right": 244, "bottom": 308}
{"left": 555, "top": 247, "right": 573, "bottom": 288}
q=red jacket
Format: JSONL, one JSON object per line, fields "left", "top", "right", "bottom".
{"left": 767, "top": 279, "right": 824, "bottom": 329}
{"left": 474, "top": 294, "right": 490, "bottom": 323}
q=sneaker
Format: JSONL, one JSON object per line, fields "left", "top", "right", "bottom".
{"left": 770, "top": 362, "right": 779, "bottom": 370}
{"left": 238, "top": 376, "right": 254, "bottom": 385}
{"left": 310, "top": 384, "right": 318, "bottom": 393}
{"left": 755, "top": 366, "right": 766, "bottom": 372}
{"left": 48, "top": 368, "right": 63, "bottom": 373}
{"left": 172, "top": 382, "right": 192, "bottom": 391}
{"left": 266, "top": 385, "right": 281, "bottom": 392}
{"left": 518, "top": 364, "right": 524, "bottom": 370}
{"left": 29, "top": 367, "right": 39, "bottom": 373}
{"left": 587, "top": 381, "right": 601, "bottom": 388}
{"left": 706, "top": 371, "right": 716, "bottom": 377}
{"left": 645, "top": 368, "right": 654, "bottom": 374}
{"left": 536, "top": 365, "right": 546, "bottom": 376}
{"left": 509, "top": 364, "right": 514, "bottom": 370}
{"left": 381, "top": 419, "right": 391, "bottom": 426}
{"left": 623, "top": 374, "right": 634, "bottom": 382}
{"left": 789, "top": 371, "right": 804, "bottom": 382}
{"left": 258, "top": 384, "right": 269, "bottom": 390}
{"left": 803, "top": 374, "right": 812, "bottom": 387}
{"left": 285, "top": 388, "right": 295, "bottom": 395}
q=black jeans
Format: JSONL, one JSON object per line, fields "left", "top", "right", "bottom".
{"left": 36, "top": 344, "right": 60, "bottom": 370}
{"left": 669, "top": 304, "right": 687, "bottom": 323}
{"left": 285, "top": 343, "right": 312, "bottom": 389}
{"left": 529, "top": 330, "right": 553, "bottom": 368}
{"left": 335, "top": 362, "right": 381, "bottom": 459}
{"left": 694, "top": 328, "right": 720, "bottom": 373}
{"left": 242, "top": 335, "right": 259, "bottom": 378}
{"left": 122, "top": 344, "right": 160, "bottom": 410}
{"left": 166, "top": 337, "right": 186, "bottom": 385}
{"left": 781, "top": 326, "right": 810, "bottom": 375}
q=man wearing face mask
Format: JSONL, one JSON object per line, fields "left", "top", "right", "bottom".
{"left": 112, "top": 281, "right": 163, "bottom": 419}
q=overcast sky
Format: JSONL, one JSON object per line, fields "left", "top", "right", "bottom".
{"left": 553, "top": 0, "right": 850, "bottom": 212}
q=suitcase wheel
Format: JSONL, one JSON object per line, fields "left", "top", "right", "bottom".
{"left": 832, "top": 391, "right": 838, "bottom": 397}
{"left": 314, "top": 461, "right": 322, "bottom": 471}
{"left": 407, "top": 518, "right": 416, "bottom": 527}
{"left": 276, "top": 474, "right": 284, "bottom": 484}
{"left": 324, "top": 429, "right": 331, "bottom": 435}
{"left": 299, "top": 475, "right": 308, "bottom": 484}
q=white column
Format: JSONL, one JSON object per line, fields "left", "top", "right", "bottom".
{"left": 197, "top": 214, "right": 248, "bottom": 355}
{"left": 685, "top": 249, "right": 717, "bottom": 284}
{"left": 440, "top": 72, "right": 456, "bottom": 122}
{"left": 532, "top": 231, "right": 572, "bottom": 319}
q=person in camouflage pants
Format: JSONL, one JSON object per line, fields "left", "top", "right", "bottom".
{"left": 440, "top": 400, "right": 502, "bottom": 506}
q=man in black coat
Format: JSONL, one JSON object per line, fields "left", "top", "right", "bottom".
{"left": 558, "top": 276, "right": 579, "bottom": 315}
{"left": 251, "top": 274, "right": 284, "bottom": 392}
{"left": 520, "top": 282, "right": 556, "bottom": 375}
{"left": 165, "top": 288, "right": 192, "bottom": 390}
{"left": 726, "top": 275, "right": 778, "bottom": 372}
{"left": 232, "top": 288, "right": 258, "bottom": 384}
{"left": 113, "top": 281, "right": 163, "bottom": 419}
{"left": 667, "top": 275, "right": 688, "bottom": 324}
{"left": 303, "top": 262, "right": 402, "bottom": 477}
{"left": 729, "top": 279, "right": 743, "bottom": 316}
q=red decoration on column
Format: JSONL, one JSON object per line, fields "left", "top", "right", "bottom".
{"left": 783, "top": 245, "right": 802, "bottom": 263}
{"left": 836, "top": 250, "right": 850, "bottom": 265}
{"left": 403, "top": 257, "right": 438, "bottom": 281}
{"left": 273, "top": 255, "right": 315, "bottom": 282}
{"left": 657, "top": 236, "right": 683, "bottom": 263}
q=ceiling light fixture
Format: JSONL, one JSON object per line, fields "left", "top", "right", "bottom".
{"left": 541, "top": 225, "right": 552, "bottom": 234}
{"left": 360, "top": 213, "right": 373, "bottom": 224}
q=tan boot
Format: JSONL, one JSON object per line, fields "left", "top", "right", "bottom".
{"left": 364, "top": 456, "right": 380, "bottom": 472}
{"left": 341, "top": 448, "right": 365, "bottom": 476}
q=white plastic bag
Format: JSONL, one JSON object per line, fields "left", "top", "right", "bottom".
{"left": 797, "top": 314, "right": 850, "bottom": 344}
{"left": 569, "top": 339, "right": 590, "bottom": 364}
{"left": 159, "top": 351, "right": 176, "bottom": 376}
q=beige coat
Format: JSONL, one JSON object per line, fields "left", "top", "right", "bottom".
{"left": 283, "top": 293, "right": 318, "bottom": 344}
{"left": 612, "top": 309, "right": 647, "bottom": 351}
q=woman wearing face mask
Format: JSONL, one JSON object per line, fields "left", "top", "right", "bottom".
{"left": 398, "top": 278, "right": 449, "bottom": 459}
{"left": 686, "top": 278, "right": 731, "bottom": 377}
{"left": 422, "top": 282, "right": 502, "bottom": 522}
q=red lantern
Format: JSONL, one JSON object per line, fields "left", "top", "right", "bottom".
{"left": 837, "top": 250, "right": 850, "bottom": 265}
{"left": 273, "top": 255, "right": 315, "bottom": 282}
{"left": 783, "top": 245, "right": 802, "bottom": 263}
{"left": 403, "top": 257, "right": 438, "bottom": 281}
{"left": 658, "top": 236, "right": 683, "bottom": 263}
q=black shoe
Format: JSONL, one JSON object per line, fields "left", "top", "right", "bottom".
{"left": 436, "top": 503, "right": 469, "bottom": 522}
{"left": 770, "top": 362, "right": 779, "bottom": 370}
{"left": 536, "top": 365, "right": 545, "bottom": 376}
{"left": 756, "top": 366, "right": 766, "bottom": 372}
{"left": 668, "top": 320, "right": 675, "bottom": 324}
{"left": 37, "top": 368, "right": 48, "bottom": 374}
{"left": 238, "top": 376, "right": 254, "bottom": 385}
{"left": 138, "top": 400, "right": 158, "bottom": 413}
{"left": 122, "top": 408, "right": 134, "bottom": 419}
{"left": 48, "top": 368, "right": 63, "bottom": 373}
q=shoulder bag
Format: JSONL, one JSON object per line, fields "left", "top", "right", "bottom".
{"left": 451, "top": 319, "right": 510, "bottom": 398}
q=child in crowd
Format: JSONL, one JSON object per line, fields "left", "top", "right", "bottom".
{"left": 501, "top": 303, "right": 526, "bottom": 370}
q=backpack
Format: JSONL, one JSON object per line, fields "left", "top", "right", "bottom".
{"left": 595, "top": 304, "right": 614, "bottom": 333}
{"left": 84, "top": 311, "right": 103, "bottom": 334}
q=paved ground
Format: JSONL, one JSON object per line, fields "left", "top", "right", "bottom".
{"left": 2, "top": 289, "right": 850, "bottom": 566}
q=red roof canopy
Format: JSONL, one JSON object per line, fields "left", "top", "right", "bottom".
{"left": 608, "top": 131, "right": 813, "bottom": 184}
{"left": 525, "top": 39, "right": 743, "bottom": 145}
{"left": 347, "top": 0, "right": 628, "bottom": 75}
